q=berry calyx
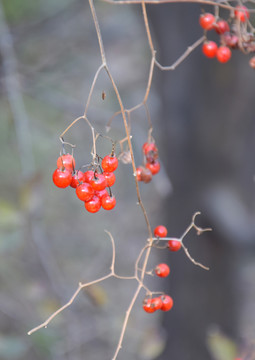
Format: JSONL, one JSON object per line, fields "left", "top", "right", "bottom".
{"left": 70, "top": 170, "right": 85, "bottom": 188}
{"left": 234, "top": 5, "right": 250, "bottom": 22}
{"left": 154, "top": 225, "right": 168, "bottom": 238}
{"left": 85, "top": 196, "right": 101, "bottom": 213}
{"left": 101, "top": 195, "right": 116, "bottom": 210}
{"left": 202, "top": 41, "right": 218, "bottom": 58}
{"left": 216, "top": 46, "right": 232, "bottom": 63}
{"left": 146, "top": 161, "right": 160, "bottom": 175}
{"left": 103, "top": 172, "right": 116, "bottom": 187}
{"left": 57, "top": 154, "right": 75, "bottom": 170}
{"left": 76, "top": 182, "right": 94, "bottom": 201}
{"left": 52, "top": 168, "right": 72, "bottom": 188}
{"left": 199, "top": 13, "right": 215, "bottom": 30}
{"left": 101, "top": 155, "right": 118, "bottom": 172}
{"left": 155, "top": 263, "right": 170, "bottom": 278}
{"left": 90, "top": 173, "right": 107, "bottom": 191}
{"left": 168, "top": 239, "right": 182, "bottom": 252}
{"left": 160, "top": 295, "right": 174, "bottom": 312}
{"left": 213, "top": 20, "right": 230, "bottom": 34}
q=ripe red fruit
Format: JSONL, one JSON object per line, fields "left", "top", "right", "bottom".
{"left": 154, "top": 225, "right": 168, "bottom": 238}
{"left": 76, "top": 182, "right": 94, "bottom": 201}
{"left": 213, "top": 20, "right": 230, "bottom": 34}
{"left": 136, "top": 167, "right": 152, "bottom": 183}
{"left": 216, "top": 46, "right": 231, "bottom": 63}
{"left": 160, "top": 295, "right": 173, "bottom": 312}
{"left": 95, "top": 189, "right": 109, "bottom": 199}
{"left": 101, "top": 155, "right": 118, "bottom": 172}
{"left": 234, "top": 5, "right": 250, "bottom": 22}
{"left": 84, "top": 170, "right": 94, "bottom": 183}
{"left": 168, "top": 239, "right": 182, "bottom": 252}
{"left": 143, "top": 298, "right": 156, "bottom": 313}
{"left": 199, "top": 13, "right": 215, "bottom": 30}
{"left": 142, "top": 142, "right": 158, "bottom": 156}
{"left": 146, "top": 161, "right": 160, "bottom": 175}
{"left": 155, "top": 263, "right": 170, "bottom": 278}
{"left": 52, "top": 168, "right": 72, "bottom": 188}
{"left": 85, "top": 196, "right": 101, "bottom": 213}
{"left": 103, "top": 172, "right": 116, "bottom": 187}
{"left": 202, "top": 41, "right": 218, "bottom": 58}
{"left": 152, "top": 297, "right": 163, "bottom": 311}
{"left": 70, "top": 170, "right": 85, "bottom": 188}
{"left": 101, "top": 195, "right": 116, "bottom": 210}
{"left": 90, "top": 173, "right": 107, "bottom": 191}
{"left": 57, "top": 154, "right": 75, "bottom": 170}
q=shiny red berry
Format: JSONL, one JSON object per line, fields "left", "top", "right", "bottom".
{"left": 199, "top": 13, "right": 215, "bottom": 30}
{"left": 52, "top": 168, "right": 72, "bottom": 188}
{"left": 90, "top": 173, "right": 107, "bottom": 191}
{"left": 216, "top": 46, "right": 231, "bottom": 63}
{"left": 234, "top": 5, "right": 249, "bottom": 22}
{"left": 70, "top": 170, "right": 85, "bottom": 188}
{"left": 103, "top": 172, "right": 116, "bottom": 187}
{"left": 152, "top": 297, "right": 163, "bottom": 311}
{"left": 84, "top": 170, "right": 94, "bottom": 183}
{"left": 101, "top": 195, "right": 116, "bottom": 210}
{"left": 154, "top": 225, "right": 167, "bottom": 238}
{"left": 155, "top": 263, "right": 170, "bottom": 278}
{"left": 57, "top": 154, "right": 75, "bottom": 170}
{"left": 160, "top": 295, "right": 173, "bottom": 312}
{"left": 202, "top": 41, "right": 218, "bottom": 58}
{"left": 146, "top": 161, "right": 160, "bottom": 175}
{"left": 168, "top": 239, "right": 181, "bottom": 252}
{"left": 136, "top": 166, "right": 152, "bottom": 183}
{"left": 101, "top": 155, "right": 118, "bottom": 172}
{"left": 213, "top": 20, "right": 230, "bottom": 34}
{"left": 76, "top": 182, "right": 94, "bottom": 201}
{"left": 85, "top": 196, "right": 101, "bottom": 213}
{"left": 95, "top": 189, "right": 109, "bottom": 199}
{"left": 143, "top": 298, "right": 156, "bottom": 313}
{"left": 142, "top": 142, "right": 158, "bottom": 156}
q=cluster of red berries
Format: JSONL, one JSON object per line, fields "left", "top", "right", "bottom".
{"left": 136, "top": 142, "right": 160, "bottom": 183}
{"left": 52, "top": 153, "right": 118, "bottom": 213}
{"left": 200, "top": 6, "right": 255, "bottom": 65}
{"left": 142, "top": 225, "right": 181, "bottom": 314}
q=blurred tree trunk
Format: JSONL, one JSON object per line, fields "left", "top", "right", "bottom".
{"left": 147, "top": 4, "right": 255, "bottom": 360}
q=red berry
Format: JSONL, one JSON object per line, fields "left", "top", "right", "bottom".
{"left": 168, "top": 239, "right": 182, "bottom": 252}
{"left": 85, "top": 196, "right": 101, "bottom": 213}
{"left": 136, "top": 166, "right": 152, "bottom": 183}
{"left": 101, "top": 195, "right": 116, "bottom": 210}
{"left": 103, "top": 172, "right": 116, "bottom": 187}
{"left": 142, "top": 142, "right": 158, "bottom": 156}
{"left": 101, "top": 155, "right": 118, "bottom": 172}
{"left": 95, "top": 189, "right": 109, "bottom": 199}
{"left": 84, "top": 170, "right": 94, "bottom": 183}
{"left": 154, "top": 225, "right": 168, "bottom": 238}
{"left": 216, "top": 46, "right": 231, "bottom": 63}
{"left": 152, "top": 297, "right": 163, "bottom": 311}
{"left": 213, "top": 20, "right": 230, "bottom": 34}
{"left": 143, "top": 298, "right": 156, "bottom": 313}
{"left": 146, "top": 161, "right": 160, "bottom": 175}
{"left": 57, "top": 154, "right": 75, "bottom": 170}
{"left": 160, "top": 295, "right": 173, "bottom": 312}
{"left": 136, "top": 167, "right": 143, "bottom": 181}
{"left": 70, "top": 170, "right": 85, "bottom": 188}
{"left": 155, "top": 263, "right": 170, "bottom": 278}
{"left": 76, "top": 182, "right": 94, "bottom": 201}
{"left": 52, "top": 168, "right": 72, "bottom": 188}
{"left": 90, "top": 173, "right": 107, "bottom": 191}
{"left": 234, "top": 5, "right": 249, "bottom": 22}
{"left": 199, "top": 13, "right": 215, "bottom": 30}
{"left": 202, "top": 41, "right": 218, "bottom": 58}
{"left": 222, "top": 33, "right": 239, "bottom": 49}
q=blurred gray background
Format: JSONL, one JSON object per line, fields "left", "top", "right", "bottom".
{"left": 0, "top": 0, "right": 255, "bottom": 359}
